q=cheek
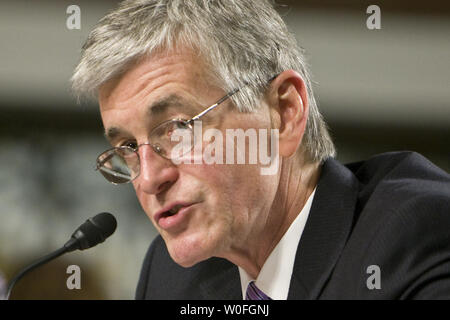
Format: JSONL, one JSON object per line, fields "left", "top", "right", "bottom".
{"left": 132, "top": 181, "right": 143, "bottom": 204}
{"left": 192, "top": 161, "right": 269, "bottom": 216}
{"left": 132, "top": 181, "right": 155, "bottom": 222}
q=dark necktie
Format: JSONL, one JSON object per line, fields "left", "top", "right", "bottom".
{"left": 245, "top": 281, "right": 272, "bottom": 300}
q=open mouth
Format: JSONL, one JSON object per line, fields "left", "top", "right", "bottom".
{"left": 163, "top": 204, "right": 184, "bottom": 217}
{"left": 155, "top": 202, "right": 198, "bottom": 230}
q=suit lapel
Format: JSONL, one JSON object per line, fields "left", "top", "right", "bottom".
{"left": 195, "top": 158, "right": 359, "bottom": 300}
{"left": 288, "top": 158, "right": 359, "bottom": 299}
{"left": 198, "top": 258, "right": 242, "bottom": 299}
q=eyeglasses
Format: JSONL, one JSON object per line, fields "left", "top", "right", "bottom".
{"left": 95, "top": 76, "right": 276, "bottom": 184}
{"left": 95, "top": 85, "right": 248, "bottom": 184}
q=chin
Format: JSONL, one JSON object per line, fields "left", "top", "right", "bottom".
{"left": 166, "top": 233, "right": 217, "bottom": 268}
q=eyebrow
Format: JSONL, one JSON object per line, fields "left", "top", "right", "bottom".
{"left": 147, "top": 94, "right": 196, "bottom": 116}
{"left": 104, "top": 94, "right": 197, "bottom": 144}
{"left": 104, "top": 127, "right": 122, "bottom": 142}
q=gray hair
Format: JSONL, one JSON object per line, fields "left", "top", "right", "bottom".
{"left": 71, "top": 0, "right": 336, "bottom": 163}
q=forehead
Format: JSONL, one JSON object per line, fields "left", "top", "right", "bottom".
{"left": 98, "top": 49, "right": 230, "bottom": 144}
{"left": 98, "top": 49, "right": 209, "bottom": 111}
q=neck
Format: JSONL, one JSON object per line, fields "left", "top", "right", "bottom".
{"left": 226, "top": 157, "right": 321, "bottom": 279}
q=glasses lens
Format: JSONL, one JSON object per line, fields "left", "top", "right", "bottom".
{"left": 97, "top": 147, "right": 138, "bottom": 184}
{"left": 150, "top": 120, "right": 194, "bottom": 159}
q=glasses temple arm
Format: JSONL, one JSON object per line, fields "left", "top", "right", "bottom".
{"left": 186, "top": 75, "right": 276, "bottom": 124}
{"left": 187, "top": 86, "right": 242, "bottom": 123}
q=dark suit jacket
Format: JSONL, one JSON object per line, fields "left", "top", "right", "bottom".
{"left": 135, "top": 151, "right": 450, "bottom": 299}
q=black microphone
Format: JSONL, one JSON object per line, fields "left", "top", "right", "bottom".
{"left": 4, "top": 212, "right": 117, "bottom": 300}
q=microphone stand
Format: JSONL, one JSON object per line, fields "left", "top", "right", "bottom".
{"left": 4, "top": 238, "right": 79, "bottom": 300}
{"left": 3, "top": 212, "right": 116, "bottom": 300}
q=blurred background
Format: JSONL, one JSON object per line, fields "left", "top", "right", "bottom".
{"left": 0, "top": 0, "right": 448, "bottom": 299}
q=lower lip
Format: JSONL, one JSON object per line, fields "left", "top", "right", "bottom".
{"left": 157, "top": 204, "right": 196, "bottom": 231}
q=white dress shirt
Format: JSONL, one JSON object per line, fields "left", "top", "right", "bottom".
{"left": 238, "top": 188, "right": 316, "bottom": 300}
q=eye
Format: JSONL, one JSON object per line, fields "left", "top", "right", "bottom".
{"left": 153, "top": 143, "right": 163, "bottom": 154}
{"left": 119, "top": 140, "right": 138, "bottom": 149}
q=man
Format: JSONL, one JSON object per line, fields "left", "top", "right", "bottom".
{"left": 71, "top": 0, "right": 450, "bottom": 299}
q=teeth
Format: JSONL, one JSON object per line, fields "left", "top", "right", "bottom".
{"left": 169, "top": 205, "right": 181, "bottom": 214}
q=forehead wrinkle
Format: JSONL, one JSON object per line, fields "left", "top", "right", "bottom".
{"left": 122, "top": 51, "right": 203, "bottom": 105}
{"left": 103, "top": 94, "right": 199, "bottom": 144}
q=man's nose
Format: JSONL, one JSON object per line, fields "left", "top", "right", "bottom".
{"left": 135, "top": 144, "right": 179, "bottom": 195}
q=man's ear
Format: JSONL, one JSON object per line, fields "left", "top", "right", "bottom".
{"left": 269, "top": 70, "right": 309, "bottom": 158}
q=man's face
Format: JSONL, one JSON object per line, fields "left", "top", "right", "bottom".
{"left": 99, "top": 50, "right": 279, "bottom": 267}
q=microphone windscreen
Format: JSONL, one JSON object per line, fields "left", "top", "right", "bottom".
{"left": 71, "top": 212, "right": 117, "bottom": 250}
{"left": 90, "top": 212, "right": 117, "bottom": 239}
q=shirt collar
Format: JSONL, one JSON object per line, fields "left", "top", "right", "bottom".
{"left": 238, "top": 188, "right": 316, "bottom": 300}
